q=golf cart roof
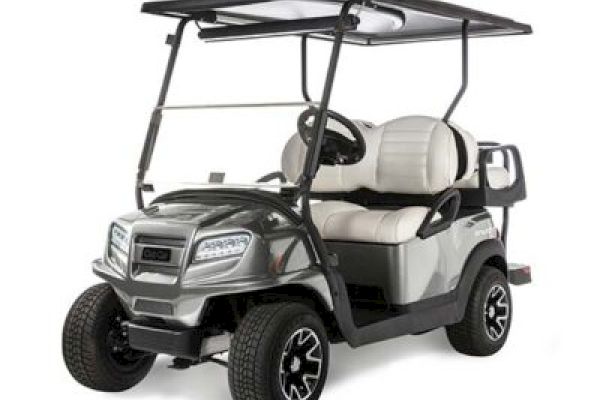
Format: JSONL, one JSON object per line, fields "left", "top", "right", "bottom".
{"left": 142, "top": 0, "right": 532, "bottom": 45}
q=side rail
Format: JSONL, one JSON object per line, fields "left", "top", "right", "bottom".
{"left": 460, "top": 142, "right": 527, "bottom": 207}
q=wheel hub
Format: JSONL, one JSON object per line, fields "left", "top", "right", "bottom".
{"left": 279, "top": 328, "right": 323, "bottom": 400}
{"left": 291, "top": 356, "right": 301, "bottom": 373}
{"left": 106, "top": 313, "right": 149, "bottom": 370}
{"left": 483, "top": 284, "right": 510, "bottom": 341}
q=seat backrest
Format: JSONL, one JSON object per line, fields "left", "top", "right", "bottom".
{"left": 282, "top": 115, "right": 477, "bottom": 195}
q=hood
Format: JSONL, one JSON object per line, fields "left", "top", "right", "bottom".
{"left": 116, "top": 198, "right": 288, "bottom": 241}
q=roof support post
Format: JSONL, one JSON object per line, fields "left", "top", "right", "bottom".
{"left": 298, "top": 2, "right": 366, "bottom": 346}
{"left": 301, "top": 2, "right": 355, "bottom": 184}
{"left": 136, "top": 18, "right": 189, "bottom": 209}
{"left": 301, "top": 35, "right": 311, "bottom": 102}
{"left": 443, "top": 19, "right": 470, "bottom": 122}
{"left": 299, "top": 1, "right": 354, "bottom": 262}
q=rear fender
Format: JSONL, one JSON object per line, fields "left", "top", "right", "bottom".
{"left": 456, "top": 239, "right": 507, "bottom": 320}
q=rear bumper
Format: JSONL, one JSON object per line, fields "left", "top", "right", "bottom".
{"left": 508, "top": 263, "right": 532, "bottom": 285}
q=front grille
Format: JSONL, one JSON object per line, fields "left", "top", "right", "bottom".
{"left": 134, "top": 299, "right": 174, "bottom": 315}
{"left": 131, "top": 235, "right": 188, "bottom": 282}
{"left": 136, "top": 235, "right": 187, "bottom": 248}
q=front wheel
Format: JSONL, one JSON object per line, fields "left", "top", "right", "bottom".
{"left": 62, "top": 283, "right": 156, "bottom": 391}
{"left": 228, "top": 303, "right": 329, "bottom": 400}
{"left": 446, "top": 266, "right": 513, "bottom": 356}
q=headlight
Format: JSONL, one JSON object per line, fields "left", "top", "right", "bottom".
{"left": 110, "top": 224, "right": 130, "bottom": 254}
{"left": 194, "top": 233, "right": 251, "bottom": 262}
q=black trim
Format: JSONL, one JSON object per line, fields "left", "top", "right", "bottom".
{"left": 448, "top": 124, "right": 468, "bottom": 180}
{"left": 311, "top": 189, "right": 440, "bottom": 208}
{"left": 151, "top": 188, "right": 302, "bottom": 224}
{"left": 455, "top": 239, "right": 506, "bottom": 313}
{"left": 460, "top": 144, "right": 527, "bottom": 207}
{"left": 256, "top": 171, "right": 287, "bottom": 183}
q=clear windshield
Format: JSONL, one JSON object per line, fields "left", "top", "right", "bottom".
{"left": 146, "top": 104, "right": 308, "bottom": 193}
{"left": 143, "top": 32, "right": 329, "bottom": 197}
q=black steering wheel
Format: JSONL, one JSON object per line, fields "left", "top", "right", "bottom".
{"left": 297, "top": 108, "right": 366, "bottom": 166}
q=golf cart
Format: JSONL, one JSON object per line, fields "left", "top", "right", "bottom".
{"left": 62, "top": 1, "right": 533, "bottom": 399}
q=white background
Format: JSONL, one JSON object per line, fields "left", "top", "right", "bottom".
{"left": 1, "top": 0, "right": 598, "bottom": 398}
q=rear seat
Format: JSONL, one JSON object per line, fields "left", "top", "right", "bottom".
{"left": 282, "top": 116, "right": 464, "bottom": 244}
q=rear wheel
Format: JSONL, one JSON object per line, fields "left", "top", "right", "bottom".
{"left": 228, "top": 303, "right": 329, "bottom": 400}
{"left": 446, "top": 266, "right": 512, "bottom": 356}
{"left": 62, "top": 283, "right": 156, "bottom": 391}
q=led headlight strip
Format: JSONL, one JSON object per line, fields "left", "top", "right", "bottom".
{"left": 195, "top": 233, "right": 251, "bottom": 262}
{"left": 110, "top": 224, "right": 130, "bottom": 254}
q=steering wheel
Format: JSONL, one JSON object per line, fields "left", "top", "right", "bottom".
{"left": 297, "top": 108, "right": 366, "bottom": 166}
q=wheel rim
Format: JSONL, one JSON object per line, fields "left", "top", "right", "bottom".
{"left": 105, "top": 312, "right": 149, "bottom": 371}
{"left": 483, "top": 284, "right": 510, "bottom": 341}
{"left": 279, "top": 328, "right": 323, "bottom": 400}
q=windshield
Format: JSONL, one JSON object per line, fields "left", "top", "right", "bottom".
{"left": 140, "top": 30, "right": 329, "bottom": 198}
{"left": 146, "top": 104, "right": 308, "bottom": 194}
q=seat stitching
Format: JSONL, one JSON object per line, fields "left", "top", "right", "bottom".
{"left": 373, "top": 211, "right": 390, "bottom": 243}
{"left": 375, "top": 126, "right": 386, "bottom": 188}
{"left": 425, "top": 125, "right": 435, "bottom": 193}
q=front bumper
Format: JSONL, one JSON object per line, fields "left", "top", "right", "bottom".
{"left": 126, "top": 322, "right": 232, "bottom": 360}
{"left": 93, "top": 258, "right": 332, "bottom": 328}
{"left": 127, "top": 322, "right": 201, "bottom": 360}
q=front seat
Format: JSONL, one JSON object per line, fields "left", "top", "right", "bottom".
{"left": 281, "top": 116, "right": 477, "bottom": 244}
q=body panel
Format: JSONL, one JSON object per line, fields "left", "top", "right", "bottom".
{"left": 325, "top": 211, "right": 495, "bottom": 305}
{"left": 95, "top": 199, "right": 333, "bottom": 327}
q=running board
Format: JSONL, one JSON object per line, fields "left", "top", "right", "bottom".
{"left": 326, "top": 268, "right": 462, "bottom": 348}
{"left": 327, "top": 240, "right": 506, "bottom": 348}
{"left": 350, "top": 301, "right": 461, "bottom": 347}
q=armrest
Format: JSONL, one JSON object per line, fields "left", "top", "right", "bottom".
{"left": 417, "top": 188, "right": 461, "bottom": 240}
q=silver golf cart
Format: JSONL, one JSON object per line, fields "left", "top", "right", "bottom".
{"left": 62, "top": 1, "right": 533, "bottom": 399}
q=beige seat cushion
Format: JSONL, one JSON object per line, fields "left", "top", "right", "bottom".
{"left": 283, "top": 116, "right": 466, "bottom": 195}
{"left": 311, "top": 201, "right": 435, "bottom": 244}
{"left": 455, "top": 167, "right": 511, "bottom": 190}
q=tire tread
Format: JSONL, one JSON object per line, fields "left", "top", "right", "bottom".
{"left": 62, "top": 283, "right": 154, "bottom": 391}
{"left": 228, "top": 302, "right": 327, "bottom": 400}
{"left": 446, "top": 266, "right": 512, "bottom": 356}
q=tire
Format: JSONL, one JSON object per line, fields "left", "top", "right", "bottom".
{"left": 229, "top": 303, "right": 329, "bottom": 400}
{"left": 446, "top": 265, "right": 513, "bottom": 356}
{"left": 62, "top": 283, "right": 156, "bottom": 391}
